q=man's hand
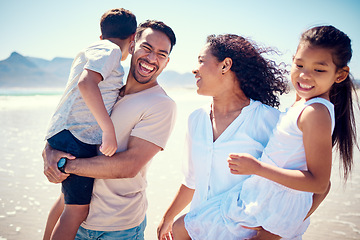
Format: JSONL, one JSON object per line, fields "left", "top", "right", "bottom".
{"left": 42, "top": 143, "right": 73, "bottom": 183}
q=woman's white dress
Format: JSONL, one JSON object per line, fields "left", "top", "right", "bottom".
{"left": 185, "top": 98, "right": 335, "bottom": 239}
{"left": 183, "top": 100, "right": 280, "bottom": 239}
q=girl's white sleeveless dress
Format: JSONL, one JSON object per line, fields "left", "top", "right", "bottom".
{"left": 185, "top": 98, "right": 335, "bottom": 239}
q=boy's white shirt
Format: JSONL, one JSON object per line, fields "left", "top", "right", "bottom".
{"left": 45, "top": 39, "right": 124, "bottom": 144}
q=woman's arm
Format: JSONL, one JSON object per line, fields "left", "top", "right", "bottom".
{"left": 157, "top": 184, "right": 195, "bottom": 240}
{"left": 228, "top": 103, "right": 333, "bottom": 194}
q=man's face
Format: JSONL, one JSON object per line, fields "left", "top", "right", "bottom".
{"left": 129, "top": 28, "right": 171, "bottom": 84}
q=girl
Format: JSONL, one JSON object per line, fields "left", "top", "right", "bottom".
{"left": 183, "top": 25, "right": 358, "bottom": 239}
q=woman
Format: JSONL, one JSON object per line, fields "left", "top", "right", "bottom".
{"left": 157, "top": 34, "right": 329, "bottom": 240}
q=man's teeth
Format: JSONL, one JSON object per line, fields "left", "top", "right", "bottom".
{"left": 299, "top": 82, "right": 312, "bottom": 89}
{"left": 141, "top": 62, "right": 154, "bottom": 71}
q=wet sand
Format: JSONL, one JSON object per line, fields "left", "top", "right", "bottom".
{"left": 0, "top": 90, "right": 359, "bottom": 239}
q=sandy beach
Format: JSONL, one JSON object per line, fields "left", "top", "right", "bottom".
{"left": 0, "top": 89, "right": 359, "bottom": 239}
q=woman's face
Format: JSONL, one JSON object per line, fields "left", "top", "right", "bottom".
{"left": 192, "top": 44, "right": 223, "bottom": 96}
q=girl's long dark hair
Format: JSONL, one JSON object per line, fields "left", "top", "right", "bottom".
{"left": 300, "top": 25, "right": 358, "bottom": 180}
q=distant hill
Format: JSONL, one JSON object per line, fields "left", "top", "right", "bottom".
{"left": 1, "top": 52, "right": 359, "bottom": 91}
{"left": 0, "top": 52, "right": 196, "bottom": 89}
{"left": 0, "top": 52, "right": 72, "bottom": 88}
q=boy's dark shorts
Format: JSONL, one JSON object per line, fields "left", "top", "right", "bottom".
{"left": 47, "top": 129, "right": 98, "bottom": 205}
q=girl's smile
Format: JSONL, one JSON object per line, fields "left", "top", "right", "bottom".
{"left": 291, "top": 43, "right": 341, "bottom": 101}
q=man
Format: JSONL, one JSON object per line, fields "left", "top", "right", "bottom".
{"left": 43, "top": 20, "right": 177, "bottom": 240}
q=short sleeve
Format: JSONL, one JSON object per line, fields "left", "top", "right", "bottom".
{"left": 182, "top": 129, "right": 196, "bottom": 189}
{"left": 84, "top": 42, "right": 122, "bottom": 80}
{"left": 181, "top": 111, "right": 201, "bottom": 190}
{"left": 131, "top": 99, "right": 177, "bottom": 150}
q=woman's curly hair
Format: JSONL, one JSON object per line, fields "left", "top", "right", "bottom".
{"left": 207, "top": 34, "right": 288, "bottom": 108}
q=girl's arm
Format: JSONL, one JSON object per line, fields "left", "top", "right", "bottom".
{"left": 305, "top": 181, "right": 331, "bottom": 220}
{"left": 78, "top": 69, "right": 117, "bottom": 156}
{"left": 157, "top": 184, "right": 194, "bottom": 240}
{"left": 228, "top": 103, "right": 332, "bottom": 194}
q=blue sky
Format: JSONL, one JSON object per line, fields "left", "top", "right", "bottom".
{"left": 1, "top": 0, "right": 360, "bottom": 78}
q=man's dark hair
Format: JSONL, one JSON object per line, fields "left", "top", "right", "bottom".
{"left": 135, "top": 20, "right": 176, "bottom": 52}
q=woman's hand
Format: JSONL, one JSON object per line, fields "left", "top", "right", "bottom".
{"left": 42, "top": 143, "right": 73, "bottom": 183}
{"left": 243, "top": 226, "right": 281, "bottom": 240}
{"left": 227, "top": 153, "right": 261, "bottom": 175}
{"left": 157, "top": 218, "right": 173, "bottom": 240}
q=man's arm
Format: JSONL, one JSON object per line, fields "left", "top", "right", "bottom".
{"left": 65, "top": 136, "right": 161, "bottom": 179}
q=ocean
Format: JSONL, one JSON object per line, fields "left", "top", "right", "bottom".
{"left": 0, "top": 88, "right": 359, "bottom": 239}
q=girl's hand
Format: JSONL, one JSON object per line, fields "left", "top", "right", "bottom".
{"left": 100, "top": 131, "right": 117, "bottom": 157}
{"left": 227, "top": 153, "right": 261, "bottom": 175}
{"left": 157, "top": 218, "right": 173, "bottom": 240}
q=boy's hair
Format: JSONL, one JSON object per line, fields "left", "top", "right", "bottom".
{"left": 135, "top": 20, "right": 176, "bottom": 53}
{"left": 100, "top": 8, "right": 137, "bottom": 39}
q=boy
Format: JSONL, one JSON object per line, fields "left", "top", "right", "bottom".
{"left": 43, "top": 8, "right": 137, "bottom": 240}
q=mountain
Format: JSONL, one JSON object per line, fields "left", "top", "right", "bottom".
{"left": 0, "top": 52, "right": 72, "bottom": 88}
{"left": 1, "top": 52, "right": 359, "bottom": 90}
{"left": 0, "top": 52, "right": 196, "bottom": 89}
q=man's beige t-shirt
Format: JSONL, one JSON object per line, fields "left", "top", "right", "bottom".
{"left": 81, "top": 85, "right": 176, "bottom": 231}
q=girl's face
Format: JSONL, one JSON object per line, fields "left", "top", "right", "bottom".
{"left": 291, "top": 43, "right": 342, "bottom": 100}
{"left": 192, "top": 44, "right": 223, "bottom": 96}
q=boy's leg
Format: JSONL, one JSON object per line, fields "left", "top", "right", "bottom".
{"left": 51, "top": 204, "right": 89, "bottom": 240}
{"left": 45, "top": 130, "right": 96, "bottom": 239}
{"left": 172, "top": 214, "right": 191, "bottom": 240}
{"left": 43, "top": 194, "right": 65, "bottom": 240}
{"left": 49, "top": 174, "right": 93, "bottom": 240}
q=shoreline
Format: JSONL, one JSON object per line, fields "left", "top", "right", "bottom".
{"left": 0, "top": 90, "right": 359, "bottom": 239}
